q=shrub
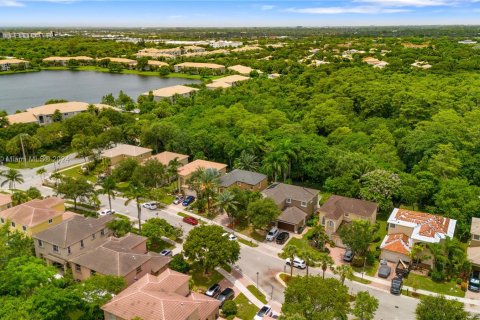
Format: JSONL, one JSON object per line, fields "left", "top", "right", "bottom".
{"left": 169, "top": 254, "right": 190, "bottom": 274}
{"left": 365, "top": 251, "right": 376, "bottom": 266}
{"left": 352, "top": 256, "right": 365, "bottom": 268}
{"left": 430, "top": 270, "right": 445, "bottom": 282}
{"left": 222, "top": 300, "right": 237, "bottom": 317}
{"left": 456, "top": 278, "right": 462, "bottom": 285}
{"left": 372, "top": 235, "right": 381, "bottom": 243}
{"left": 306, "top": 215, "right": 319, "bottom": 227}
{"left": 461, "top": 282, "right": 468, "bottom": 291}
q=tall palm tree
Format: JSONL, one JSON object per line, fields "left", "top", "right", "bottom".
{"left": 124, "top": 184, "right": 145, "bottom": 232}
{"left": 283, "top": 244, "right": 299, "bottom": 277}
{"left": 167, "top": 158, "right": 182, "bottom": 190}
{"left": 262, "top": 151, "right": 288, "bottom": 182}
{"left": 276, "top": 139, "right": 298, "bottom": 181}
{"left": 234, "top": 151, "right": 259, "bottom": 171}
{"left": 1, "top": 169, "right": 24, "bottom": 190}
{"left": 216, "top": 190, "right": 239, "bottom": 229}
{"left": 188, "top": 168, "right": 220, "bottom": 212}
{"left": 334, "top": 265, "right": 354, "bottom": 285}
{"left": 97, "top": 176, "right": 116, "bottom": 210}
{"left": 299, "top": 249, "right": 321, "bottom": 276}
{"left": 318, "top": 253, "right": 334, "bottom": 279}
{"left": 308, "top": 224, "right": 330, "bottom": 250}
{"left": 36, "top": 168, "right": 46, "bottom": 184}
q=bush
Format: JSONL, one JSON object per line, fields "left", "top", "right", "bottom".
{"left": 461, "top": 282, "right": 468, "bottom": 291}
{"left": 456, "top": 278, "right": 462, "bottom": 285}
{"left": 365, "top": 251, "right": 376, "bottom": 266}
{"left": 169, "top": 254, "right": 190, "bottom": 274}
{"left": 372, "top": 235, "right": 381, "bottom": 243}
{"left": 222, "top": 300, "right": 237, "bottom": 317}
{"left": 430, "top": 270, "right": 445, "bottom": 282}
{"left": 352, "top": 256, "right": 365, "bottom": 268}
{"left": 306, "top": 215, "right": 319, "bottom": 227}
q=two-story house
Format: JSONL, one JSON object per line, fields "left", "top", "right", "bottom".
{"left": 0, "top": 197, "right": 66, "bottom": 236}
{"left": 101, "top": 143, "right": 153, "bottom": 166}
{"left": 262, "top": 183, "right": 320, "bottom": 233}
{"left": 380, "top": 208, "right": 456, "bottom": 266}
{"left": 69, "top": 233, "right": 170, "bottom": 285}
{"left": 318, "top": 195, "right": 378, "bottom": 247}
{"left": 468, "top": 217, "right": 480, "bottom": 272}
{"left": 102, "top": 269, "right": 220, "bottom": 320}
{"left": 178, "top": 159, "right": 228, "bottom": 195}
{"left": 0, "top": 194, "right": 12, "bottom": 211}
{"left": 219, "top": 169, "right": 268, "bottom": 192}
{"left": 146, "top": 151, "right": 189, "bottom": 167}
{"left": 33, "top": 215, "right": 114, "bottom": 270}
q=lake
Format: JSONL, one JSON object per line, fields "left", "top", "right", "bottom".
{"left": 0, "top": 70, "right": 200, "bottom": 114}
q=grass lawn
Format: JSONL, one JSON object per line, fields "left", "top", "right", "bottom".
{"left": 403, "top": 273, "right": 465, "bottom": 297}
{"left": 189, "top": 263, "right": 224, "bottom": 292}
{"left": 5, "top": 160, "right": 52, "bottom": 169}
{"left": 237, "top": 227, "right": 266, "bottom": 242}
{"left": 234, "top": 293, "right": 259, "bottom": 320}
{"left": 351, "top": 275, "right": 372, "bottom": 285}
{"left": 238, "top": 237, "right": 258, "bottom": 248}
{"left": 59, "top": 165, "right": 97, "bottom": 183}
{"left": 279, "top": 273, "right": 293, "bottom": 284}
{"left": 352, "top": 260, "right": 379, "bottom": 277}
{"left": 247, "top": 285, "right": 267, "bottom": 304}
{"left": 66, "top": 206, "right": 97, "bottom": 217}
{"left": 283, "top": 237, "right": 321, "bottom": 259}
{"left": 148, "top": 239, "right": 175, "bottom": 253}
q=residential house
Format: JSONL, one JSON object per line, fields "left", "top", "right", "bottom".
{"left": 102, "top": 269, "right": 220, "bottom": 320}
{"left": 174, "top": 62, "right": 225, "bottom": 74}
{"left": 146, "top": 151, "right": 189, "bottom": 167}
{"left": 0, "top": 194, "right": 12, "bottom": 211}
{"left": 219, "top": 169, "right": 268, "bottom": 192}
{"left": 227, "top": 64, "right": 262, "bottom": 76}
{"left": 380, "top": 208, "right": 456, "bottom": 266}
{"left": 69, "top": 233, "right": 170, "bottom": 285}
{"left": 0, "top": 197, "right": 67, "bottom": 236}
{"left": 6, "top": 101, "right": 118, "bottom": 125}
{"left": 209, "top": 40, "right": 243, "bottom": 48}
{"left": 101, "top": 143, "right": 153, "bottom": 166}
{"left": 143, "top": 85, "right": 199, "bottom": 102}
{"left": 206, "top": 81, "right": 232, "bottom": 90}
{"left": 178, "top": 159, "right": 227, "bottom": 195}
{"left": 318, "top": 195, "right": 378, "bottom": 247}
{"left": 210, "top": 74, "right": 249, "bottom": 87}
{"left": 184, "top": 45, "right": 206, "bottom": 53}
{"left": 262, "top": 183, "right": 320, "bottom": 233}
{"left": 42, "top": 56, "right": 94, "bottom": 66}
{"left": 33, "top": 215, "right": 114, "bottom": 270}
{"left": 136, "top": 47, "right": 182, "bottom": 59}
{"left": 459, "top": 40, "right": 477, "bottom": 44}
{"left": 147, "top": 60, "right": 169, "bottom": 70}
{"left": 467, "top": 218, "right": 480, "bottom": 271}
{"left": 182, "top": 49, "right": 229, "bottom": 58}
{"left": 102, "top": 57, "right": 137, "bottom": 68}
{"left": 0, "top": 58, "right": 29, "bottom": 71}
{"left": 362, "top": 57, "right": 389, "bottom": 69}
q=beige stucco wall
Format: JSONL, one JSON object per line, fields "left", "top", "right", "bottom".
{"left": 387, "top": 223, "right": 413, "bottom": 237}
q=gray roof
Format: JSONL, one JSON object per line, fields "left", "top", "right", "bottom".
{"left": 277, "top": 207, "right": 308, "bottom": 225}
{"left": 220, "top": 169, "right": 267, "bottom": 188}
{"left": 320, "top": 195, "right": 378, "bottom": 220}
{"left": 34, "top": 215, "right": 114, "bottom": 247}
{"left": 262, "top": 183, "right": 319, "bottom": 204}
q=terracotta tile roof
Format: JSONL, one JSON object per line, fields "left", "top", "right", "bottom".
{"left": 227, "top": 65, "right": 262, "bottom": 75}
{"left": 101, "top": 269, "right": 220, "bottom": 320}
{"left": 178, "top": 159, "right": 227, "bottom": 177}
{"left": 0, "top": 194, "right": 12, "bottom": 207}
{"left": 206, "top": 81, "right": 232, "bottom": 89}
{"left": 148, "top": 60, "right": 169, "bottom": 67}
{"left": 147, "top": 151, "right": 189, "bottom": 166}
{"left": 380, "top": 233, "right": 412, "bottom": 256}
{"left": 0, "top": 197, "right": 64, "bottom": 228}
{"left": 101, "top": 143, "right": 152, "bottom": 158}
{"left": 320, "top": 195, "right": 378, "bottom": 220}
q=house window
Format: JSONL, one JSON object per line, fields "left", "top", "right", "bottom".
{"left": 80, "top": 240, "right": 84, "bottom": 248}
{"left": 22, "top": 225, "right": 27, "bottom": 231}
{"left": 301, "top": 201, "right": 307, "bottom": 208}
{"left": 321, "top": 217, "right": 326, "bottom": 225}
{"left": 286, "top": 198, "right": 292, "bottom": 204}
{"left": 67, "top": 247, "right": 71, "bottom": 254}
{"left": 474, "top": 234, "right": 480, "bottom": 240}
{"left": 100, "top": 229, "right": 105, "bottom": 236}
{"left": 11, "top": 222, "right": 15, "bottom": 227}
{"left": 75, "top": 264, "right": 81, "bottom": 272}
{"left": 38, "top": 239, "right": 43, "bottom": 247}
{"left": 0, "top": 218, "right": 4, "bottom": 223}
{"left": 48, "top": 219, "right": 53, "bottom": 224}
{"left": 328, "top": 221, "right": 334, "bottom": 228}
{"left": 53, "top": 245, "right": 59, "bottom": 252}
{"left": 389, "top": 223, "right": 396, "bottom": 229}
{"left": 92, "top": 233, "right": 96, "bottom": 240}
{"left": 136, "top": 266, "right": 142, "bottom": 274}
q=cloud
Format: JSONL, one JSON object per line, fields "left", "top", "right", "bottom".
{"left": 286, "top": 6, "right": 411, "bottom": 14}
{"left": 0, "top": 0, "right": 24, "bottom": 6}
{"left": 354, "top": 0, "right": 451, "bottom": 6}
{"left": 260, "top": 4, "right": 276, "bottom": 10}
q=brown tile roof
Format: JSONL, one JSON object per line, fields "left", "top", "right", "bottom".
{"left": 0, "top": 194, "right": 12, "bottom": 207}
{"left": 278, "top": 207, "right": 307, "bottom": 225}
{"left": 380, "top": 233, "right": 412, "bottom": 256}
{"left": 102, "top": 270, "right": 220, "bottom": 320}
{"left": 320, "top": 195, "right": 378, "bottom": 220}
{"left": 178, "top": 159, "right": 227, "bottom": 177}
{"left": 147, "top": 151, "right": 189, "bottom": 166}
{"left": 101, "top": 143, "right": 152, "bottom": 158}
{"left": 0, "top": 197, "right": 64, "bottom": 228}
{"left": 262, "top": 183, "right": 319, "bottom": 205}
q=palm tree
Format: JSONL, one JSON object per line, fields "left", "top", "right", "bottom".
{"left": 283, "top": 244, "right": 299, "bottom": 277}
{"left": 167, "top": 158, "right": 182, "bottom": 190}
{"left": 276, "top": 139, "right": 298, "bottom": 181}
{"left": 262, "top": 151, "right": 288, "bottom": 182}
{"left": 409, "top": 243, "right": 430, "bottom": 269}
{"left": 1, "top": 169, "right": 24, "bottom": 190}
{"left": 334, "top": 265, "right": 353, "bottom": 285}
{"left": 307, "top": 224, "right": 330, "bottom": 250}
{"left": 216, "top": 190, "right": 239, "bottom": 229}
{"left": 97, "top": 176, "right": 116, "bottom": 210}
{"left": 234, "top": 151, "right": 259, "bottom": 171}
{"left": 299, "top": 249, "right": 321, "bottom": 276}
{"left": 36, "top": 168, "right": 46, "bottom": 184}
{"left": 188, "top": 168, "right": 220, "bottom": 212}
{"left": 318, "top": 253, "right": 334, "bottom": 279}
{"left": 124, "top": 184, "right": 145, "bottom": 232}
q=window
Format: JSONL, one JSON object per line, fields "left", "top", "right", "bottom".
{"left": 48, "top": 219, "right": 53, "bottom": 224}
{"left": 136, "top": 266, "right": 142, "bottom": 274}
{"left": 53, "top": 245, "right": 59, "bottom": 252}
{"left": 38, "top": 239, "right": 43, "bottom": 247}
{"left": 301, "top": 201, "right": 307, "bottom": 208}
{"left": 286, "top": 198, "right": 292, "bottom": 204}
{"left": 80, "top": 240, "right": 84, "bottom": 248}
{"left": 328, "top": 221, "right": 334, "bottom": 228}
{"left": 474, "top": 234, "right": 480, "bottom": 240}
{"left": 67, "top": 247, "right": 71, "bottom": 254}
{"left": 90, "top": 270, "right": 96, "bottom": 276}
{"left": 75, "top": 264, "right": 81, "bottom": 272}
{"left": 22, "top": 225, "right": 27, "bottom": 231}
{"left": 92, "top": 233, "right": 96, "bottom": 239}
{"left": 321, "top": 217, "right": 325, "bottom": 225}
{"left": 11, "top": 222, "right": 15, "bottom": 227}
{"left": 0, "top": 218, "right": 4, "bottom": 223}
{"left": 389, "top": 223, "right": 396, "bottom": 229}
{"left": 100, "top": 229, "right": 105, "bottom": 236}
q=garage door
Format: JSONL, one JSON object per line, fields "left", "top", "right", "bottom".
{"left": 277, "top": 221, "right": 295, "bottom": 232}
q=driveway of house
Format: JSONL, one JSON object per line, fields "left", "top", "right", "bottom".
{"left": 328, "top": 245, "right": 346, "bottom": 266}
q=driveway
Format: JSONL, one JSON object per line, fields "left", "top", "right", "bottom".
{"left": 328, "top": 245, "right": 346, "bottom": 265}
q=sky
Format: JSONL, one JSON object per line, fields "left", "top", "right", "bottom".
{"left": 1, "top": 0, "right": 480, "bottom": 27}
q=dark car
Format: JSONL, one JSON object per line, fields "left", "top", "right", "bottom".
{"left": 160, "top": 249, "right": 173, "bottom": 257}
{"left": 378, "top": 265, "right": 392, "bottom": 279}
{"left": 276, "top": 232, "right": 290, "bottom": 245}
{"left": 182, "top": 195, "right": 195, "bottom": 206}
{"left": 469, "top": 270, "right": 480, "bottom": 292}
{"left": 390, "top": 276, "right": 403, "bottom": 295}
{"left": 217, "top": 288, "right": 234, "bottom": 306}
{"left": 205, "top": 283, "right": 221, "bottom": 297}
{"left": 343, "top": 249, "right": 354, "bottom": 262}
{"left": 182, "top": 216, "right": 199, "bottom": 226}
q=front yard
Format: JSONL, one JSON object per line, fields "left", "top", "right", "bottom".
{"left": 234, "top": 293, "right": 259, "bottom": 320}
{"left": 403, "top": 273, "right": 465, "bottom": 297}
{"left": 189, "top": 263, "right": 225, "bottom": 292}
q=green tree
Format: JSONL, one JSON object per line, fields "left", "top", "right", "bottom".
{"left": 298, "top": 249, "right": 321, "bottom": 276}
{"left": 36, "top": 167, "right": 46, "bottom": 184}
{"left": 141, "top": 218, "right": 182, "bottom": 248}
{"left": 283, "top": 244, "right": 299, "bottom": 277}
{"left": 124, "top": 184, "right": 146, "bottom": 232}
{"left": 51, "top": 109, "right": 63, "bottom": 122}
{"left": 338, "top": 220, "right": 375, "bottom": 258}
{"left": 360, "top": 169, "right": 400, "bottom": 212}
{"left": 416, "top": 295, "right": 477, "bottom": 320}
{"left": 352, "top": 291, "right": 379, "bottom": 320}
{"left": 106, "top": 218, "right": 132, "bottom": 237}
{"left": 0, "top": 224, "right": 34, "bottom": 268}
{"left": 111, "top": 158, "right": 139, "bottom": 182}
{"left": 97, "top": 176, "right": 116, "bottom": 210}
{"left": 216, "top": 190, "right": 239, "bottom": 228}
{"left": 1, "top": 168, "right": 24, "bottom": 189}
{"left": 333, "top": 264, "right": 354, "bottom": 285}
{"left": 427, "top": 143, "right": 461, "bottom": 180}
{"left": 234, "top": 151, "right": 259, "bottom": 171}
{"left": 318, "top": 253, "right": 334, "bottom": 279}
{"left": 55, "top": 176, "right": 94, "bottom": 210}
{"left": 306, "top": 224, "right": 330, "bottom": 250}
{"left": 187, "top": 168, "right": 220, "bottom": 212}
{"left": 282, "top": 276, "right": 350, "bottom": 320}
{"left": 169, "top": 254, "right": 190, "bottom": 274}
{"left": 158, "top": 65, "right": 170, "bottom": 76}
{"left": 28, "top": 285, "right": 80, "bottom": 320}
{"left": 183, "top": 225, "right": 240, "bottom": 274}
{"left": 247, "top": 198, "right": 281, "bottom": 231}
{"left": 222, "top": 300, "right": 238, "bottom": 317}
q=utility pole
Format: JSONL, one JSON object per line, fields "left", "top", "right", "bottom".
{"left": 19, "top": 134, "right": 27, "bottom": 167}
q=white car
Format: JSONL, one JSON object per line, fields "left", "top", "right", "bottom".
{"left": 285, "top": 257, "right": 307, "bottom": 269}
{"left": 223, "top": 233, "right": 237, "bottom": 241}
{"left": 142, "top": 202, "right": 158, "bottom": 210}
{"left": 254, "top": 305, "right": 272, "bottom": 320}
{"left": 98, "top": 209, "right": 115, "bottom": 216}
{"left": 265, "top": 227, "right": 279, "bottom": 241}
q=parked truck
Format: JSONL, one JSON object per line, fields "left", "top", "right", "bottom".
{"left": 395, "top": 259, "right": 410, "bottom": 277}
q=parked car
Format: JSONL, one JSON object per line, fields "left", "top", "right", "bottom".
{"left": 378, "top": 264, "right": 392, "bottom": 278}
{"left": 182, "top": 216, "right": 198, "bottom": 226}
{"left": 285, "top": 257, "right": 306, "bottom": 269}
{"left": 254, "top": 305, "right": 272, "bottom": 320}
{"left": 217, "top": 288, "right": 234, "bottom": 306}
{"left": 276, "top": 232, "right": 290, "bottom": 245}
{"left": 142, "top": 202, "right": 158, "bottom": 210}
{"left": 98, "top": 209, "right": 115, "bottom": 216}
{"left": 266, "top": 227, "right": 279, "bottom": 241}
{"left": 469, "top": 270, "right": 480, "bottom": 292}
{"left": 205, "top": 283, "right": 221, "bottom": 297}
{"left": 343, "top": 249, "right": 354, "bottom": 262}
{"left": 182, "top": 195, "right": 195, "bottom": 206}
{"left": 390, "top": 276, "right": 403, "bottom": 295}
{"left": 160, "top": 249, "right": 173, "bottom": 257}
{"left": 222, "top": 233, "right": 237, "bottom": 241}
{"left": 173, "top": 195, "right": 184, "bottom": 205}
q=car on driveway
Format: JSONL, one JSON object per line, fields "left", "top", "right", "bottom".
{"left": 469, "top": 270, "right": 480, "bottom": 292}
{"left": 142, "top": 202, "right": 158, "bottom": 210}
{"left": 173, "top": 195, "right": 184, "bottom": 205}
{"left": 343, "top": 249, "right": 354, "bottom": 262}
{"left": 205, "top": 283, "right": 221, "bottom": 297}
{"left": 378, "top": 264, "right": 392, "bottom": 278}
{"left": 160, "top": 249, "right": 173, "bottom": 257}
{"left": 222, "top": 233, "right": 237, "bottom": 241}
{"left": 98, "top": 209, "right": 115, "bottom": 216}
{"left": 275, "top": 232, "right": 289, "bottom": 244}
{"left": 266, "top": 227, "right": 279, "bottom": 241}
{"left": 254, "top": 305, "right": 272, "bottom": 320}
{"left": 182, "top": 195, "right": 195, "bottom": 206}
{"left": 217, "top": 288, "right": 234, "bottom": 306}
{"left": 285, "top": 257, "right": 306, "bottom": 269}
{"left": 182, "top": 216, "right": 198, "bottom": 226}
